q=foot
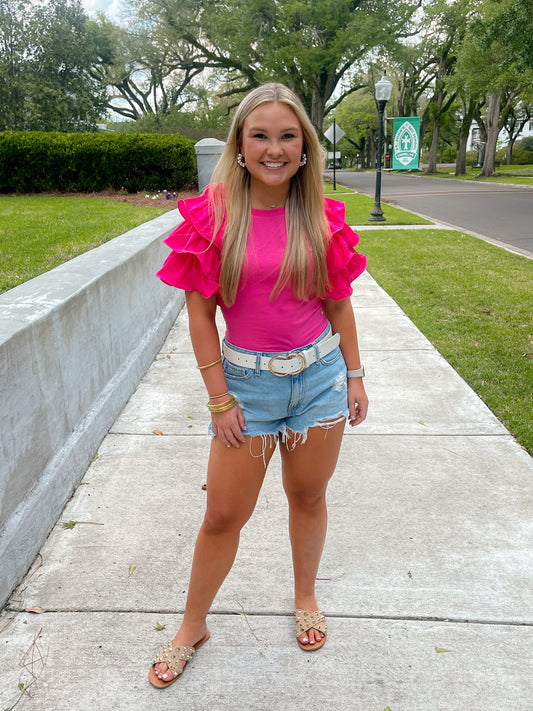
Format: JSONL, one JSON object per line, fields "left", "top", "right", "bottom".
{"left": 294, "top": 598, "right": 327, "bottom": 650}
{"left": 152, "top": 623, "right": 209, "bottom": 684}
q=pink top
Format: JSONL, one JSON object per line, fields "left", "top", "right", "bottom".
{"left": 156, "top": 193, "right": 366, "bottom": 351}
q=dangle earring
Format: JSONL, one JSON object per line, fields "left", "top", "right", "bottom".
{"left": 299, "top": 153, "right": 307, "bottom": 167}
{"left": 237, "top": 153, "right": 246, "bottom": 168}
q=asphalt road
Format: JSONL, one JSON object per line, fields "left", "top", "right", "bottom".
{"left": 325, "top": 169, "right": 533, "bottom": 258}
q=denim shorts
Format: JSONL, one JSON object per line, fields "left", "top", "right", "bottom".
{"left": 209, "top": 324, "right": 348, "bottom": 445}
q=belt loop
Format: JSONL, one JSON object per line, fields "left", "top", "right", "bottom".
{"left": 313, "top": 342, "right": 320, "bottom": 362}
{"left": 255, "top": 353, "right": 261, "bottom": 375}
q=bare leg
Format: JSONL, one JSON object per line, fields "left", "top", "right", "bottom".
{"left": 281, "top": 420, "right": 345, "bottom": 647}
{"left": 153, "top": 435, "right": 276, "bottom": 681}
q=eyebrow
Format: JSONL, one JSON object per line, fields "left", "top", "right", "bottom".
{"left": 246, "top": 125, "right": 301, "bottom": 133}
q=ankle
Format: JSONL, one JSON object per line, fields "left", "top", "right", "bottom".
{"left": 295, "top": 594, "right": 319, "bottom": 612}
{"left": 172, "top": 619, "right": 208, "bottom": 646}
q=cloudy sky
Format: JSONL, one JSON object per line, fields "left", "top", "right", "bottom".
{"left": 82, "top": 0, "right": 125, "bottom": 23}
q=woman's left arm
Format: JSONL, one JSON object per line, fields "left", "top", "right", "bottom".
{"left": 322, "top": 297, "right": 368, "bottom": 427}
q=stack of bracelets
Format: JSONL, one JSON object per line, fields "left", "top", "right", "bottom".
{"left": 197, "top": 356, "right": 238, "bottom": 413}
{"left": 207, "top": 395, "right": 237, "bottom": 413}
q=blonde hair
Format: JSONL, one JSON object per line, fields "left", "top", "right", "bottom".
{"left": 209, "top": 83, "right": 330, "bottom": 306}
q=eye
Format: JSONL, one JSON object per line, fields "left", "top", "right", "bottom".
{"left": 252, "top": 132, "right": 267, "bottom": 139}
{"left": 282, "top": 133, "right": 296, "bottom": 140}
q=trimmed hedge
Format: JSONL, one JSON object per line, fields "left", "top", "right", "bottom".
{"left": 0, "top": 131, "right": 197, "bottom": 193}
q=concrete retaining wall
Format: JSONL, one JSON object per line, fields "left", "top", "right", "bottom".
{"left": 0, "top": 209, "right": 184, "bottom": 608}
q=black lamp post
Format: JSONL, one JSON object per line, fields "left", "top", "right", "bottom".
{"left": 369, "top": 72, "right": 393, "bottom": 222}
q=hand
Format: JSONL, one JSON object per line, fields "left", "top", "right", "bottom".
{"left": 347, "top": 378, "right": 368, "bottom": 427}
{"left": 211, "top": 404, "right": 247, "bottom": 448}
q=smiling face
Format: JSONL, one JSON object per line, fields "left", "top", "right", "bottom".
{"left": 240, "top": 102, "right": 304, "bottom": 206}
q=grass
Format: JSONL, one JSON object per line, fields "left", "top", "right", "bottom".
{"left": 324, "top": 181, "right": 432, "bottom": 225}
{"left": 0, "top": 196, "right": 167, "bottom": 293}
{"left": 409, "top": 164, "right": 533, "bottom": 185}
{"left": 357, "top": 227, "right": 533, "bottom": 455}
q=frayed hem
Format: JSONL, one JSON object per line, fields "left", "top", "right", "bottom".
{"left": 248, "top": 433, "right": 278, "bottom": 467}
{"left": 280, "top": 413, "right": 347, "bottom": 451}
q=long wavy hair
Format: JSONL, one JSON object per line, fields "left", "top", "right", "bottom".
{"left": 209, "top": 83, "right": 330, "bottom": 306}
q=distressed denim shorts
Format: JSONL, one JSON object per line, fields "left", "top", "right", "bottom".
{"left": 209, "top": 324, "right": 348, "bottom": 445}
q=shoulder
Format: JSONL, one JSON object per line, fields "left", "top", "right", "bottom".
{"left": 176, "top": 188, "right": 224, "bottom": 247}
{"left": 323, "top": 197, "right": 347, "bottom": 236}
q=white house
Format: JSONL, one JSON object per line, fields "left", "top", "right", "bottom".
{"left": 467, "top": 116, "right": 533, "bottom": 151}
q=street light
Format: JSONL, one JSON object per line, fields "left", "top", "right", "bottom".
{"left": 368, "top": 72, "right": 393, "bottom": 222}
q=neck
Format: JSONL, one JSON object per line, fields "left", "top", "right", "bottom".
{"left": 250, "top": 184, "right": 289, "bottom": 210}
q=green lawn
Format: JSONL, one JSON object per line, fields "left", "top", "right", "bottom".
{"left": 324, "top": 181, "right": 431, "bottom": 224}
{"left": 400, "top": 164, "right": 533, "bottom": 185}
{"left": 358, "top": 227, "right": 533, "bottom": 455}
{"left": 0, "top": 196, "right": 167, "bottom": 293}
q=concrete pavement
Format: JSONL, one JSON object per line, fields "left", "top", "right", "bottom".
{"left": 1, "top": 270, "right": 532, "bottom": 710}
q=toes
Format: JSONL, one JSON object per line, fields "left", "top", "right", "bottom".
{"left": 154, "top": 662, "right": 173, "bottom": 681}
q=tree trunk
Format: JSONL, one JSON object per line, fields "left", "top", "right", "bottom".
{"left": 507, "top": 138, "right": 515, "bottom": 164}
{"left": 455, "top": 99, "right": 475, "bottom": 175}
{"left": 310, "top": 88, "right": 325, "bottom": 133}
{"left": 427, "top": 117, "right": 440, "bottom": 173}
{"left": 480, "top": 89, "right": 502, "bottom": 177}
{"left": 455, "top": 132, "right": 468, "bottom": 175}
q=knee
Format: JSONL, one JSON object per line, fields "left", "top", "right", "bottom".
{"left": 202, "top": 504, "right": 252, "bottom": 536}
{"left": 286, "top": 487, "right": 327, "bottom": 512}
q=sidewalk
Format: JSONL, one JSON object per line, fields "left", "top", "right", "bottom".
{"left": 1, "top": 271, "right": 532, "bottom": 711}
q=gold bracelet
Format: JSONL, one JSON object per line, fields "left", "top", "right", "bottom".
{"left": 196, "top": 357, "right": 222, "bottom": 371}
{"left": 207, "top": 395, "right": 237, "bottom": 413}
{"left": 208, "top": 391, "right": 230, "bottom": 400}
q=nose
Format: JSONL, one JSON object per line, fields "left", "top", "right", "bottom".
{"left": 266, "top": 140, "right": 283, "bottom": 156}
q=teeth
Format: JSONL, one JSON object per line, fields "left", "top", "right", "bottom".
{"left": 264, "top": 162, "right": 284, "bottom": 168}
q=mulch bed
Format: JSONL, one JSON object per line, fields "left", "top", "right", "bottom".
{"left": 4, "top": 187, "right": 200, "bottom": 210}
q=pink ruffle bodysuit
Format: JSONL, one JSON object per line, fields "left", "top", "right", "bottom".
{"left": 157, "top": 192, "right": 366, "bottom": 352}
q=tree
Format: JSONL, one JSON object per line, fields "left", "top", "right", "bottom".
{"left": 417, "top": 0, "right": 474, "bottom": 173}
{"left": 483, "top": 0, "right": 533, "bottom": 72}
{"left": 0, "top": 0, "right": 107, "bottom": 131}
{"left": 452, "top": 0, "right": 531, "bottom": 176}
{"left": 0, "top": 0, "right": 27, "bottom": 130}
{"left": 333, "top": 90, "right": 379, "bottom": 168}
{"left": 502, "top": 98, "right": 533, "bottom": 163}
{"left": 117, "top": 0, "right": 422, "bottom": 130}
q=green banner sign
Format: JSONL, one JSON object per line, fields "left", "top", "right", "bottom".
{"left": 392, "top": 117, "right": 420, "bottom": 170}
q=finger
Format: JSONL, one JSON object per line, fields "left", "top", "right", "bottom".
{"left": 237, "top": 409, "right": 247, "bottom": 436}
{"left": 351, "top": 402, "right": 368, "bottom": 426}
{"left": 218, "top": 426, "right": 242, "bottom": 448}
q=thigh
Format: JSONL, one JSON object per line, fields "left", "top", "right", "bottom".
{"left": 204, "top": 434, "right": 277, "bottom": 528}
{"left": 280, "top": 419, "right": 345, "bottom": 497}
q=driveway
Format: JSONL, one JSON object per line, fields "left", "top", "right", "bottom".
{"left": 326, "top": 170, "right": 533, "bottom": 258}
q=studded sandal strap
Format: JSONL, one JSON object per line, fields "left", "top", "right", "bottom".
{"left": 153, "top": 641, "right": 196, "bottom": 677}
{"left": 294, "top": 609, "right": 327, "bottom": 637}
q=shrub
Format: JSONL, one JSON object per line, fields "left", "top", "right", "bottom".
{"left": 441, "top": 145, "right": 457, "bottom": 162}
{"left": 0, "top": 131, "right": 197, "bottom": 193}
{"left": 510, "top": 144, "right": 533, "bottom": 165}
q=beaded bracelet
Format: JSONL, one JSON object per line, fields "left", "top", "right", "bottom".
{"left": 208, "top": 391, "right": 230, "bottom": 400}
{"left": 207, "top": 395, "right": 237, "bottom": 413}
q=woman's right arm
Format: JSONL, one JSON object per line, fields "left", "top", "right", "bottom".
{"left": 185, "top": 290, "right": 246, "bottom": 448}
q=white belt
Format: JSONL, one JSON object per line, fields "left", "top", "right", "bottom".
{"left": 222, "top": 332, "right": 340, "bottom": 377}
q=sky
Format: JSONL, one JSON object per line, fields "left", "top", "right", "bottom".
{"left": 81, "top": 0, "right": 125, "bottom": 23}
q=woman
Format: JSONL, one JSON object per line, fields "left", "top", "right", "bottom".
{"left": 149, "top": 83, "right": 368, "bottom": 688}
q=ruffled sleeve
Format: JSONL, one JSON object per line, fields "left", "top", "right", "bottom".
{"left": 323, "top": 198, "right": 366, "bottom": 299}
{"left": 156, "top": 194, "right": 223, "bottom": 298}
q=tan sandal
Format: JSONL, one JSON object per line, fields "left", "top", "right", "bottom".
{"left": 294, "top": 609, "right": 327, "bottom": 651}
{"left": 148, "top": 631, "right": 210, "bottom": 688}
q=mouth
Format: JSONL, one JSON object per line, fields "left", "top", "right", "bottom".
{"left": 262, "top": 161, "right": 285, "bottom": 168}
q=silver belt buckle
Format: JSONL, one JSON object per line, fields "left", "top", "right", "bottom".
{"left": 267, "top": 352, "right": 306, "bottom": 377}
